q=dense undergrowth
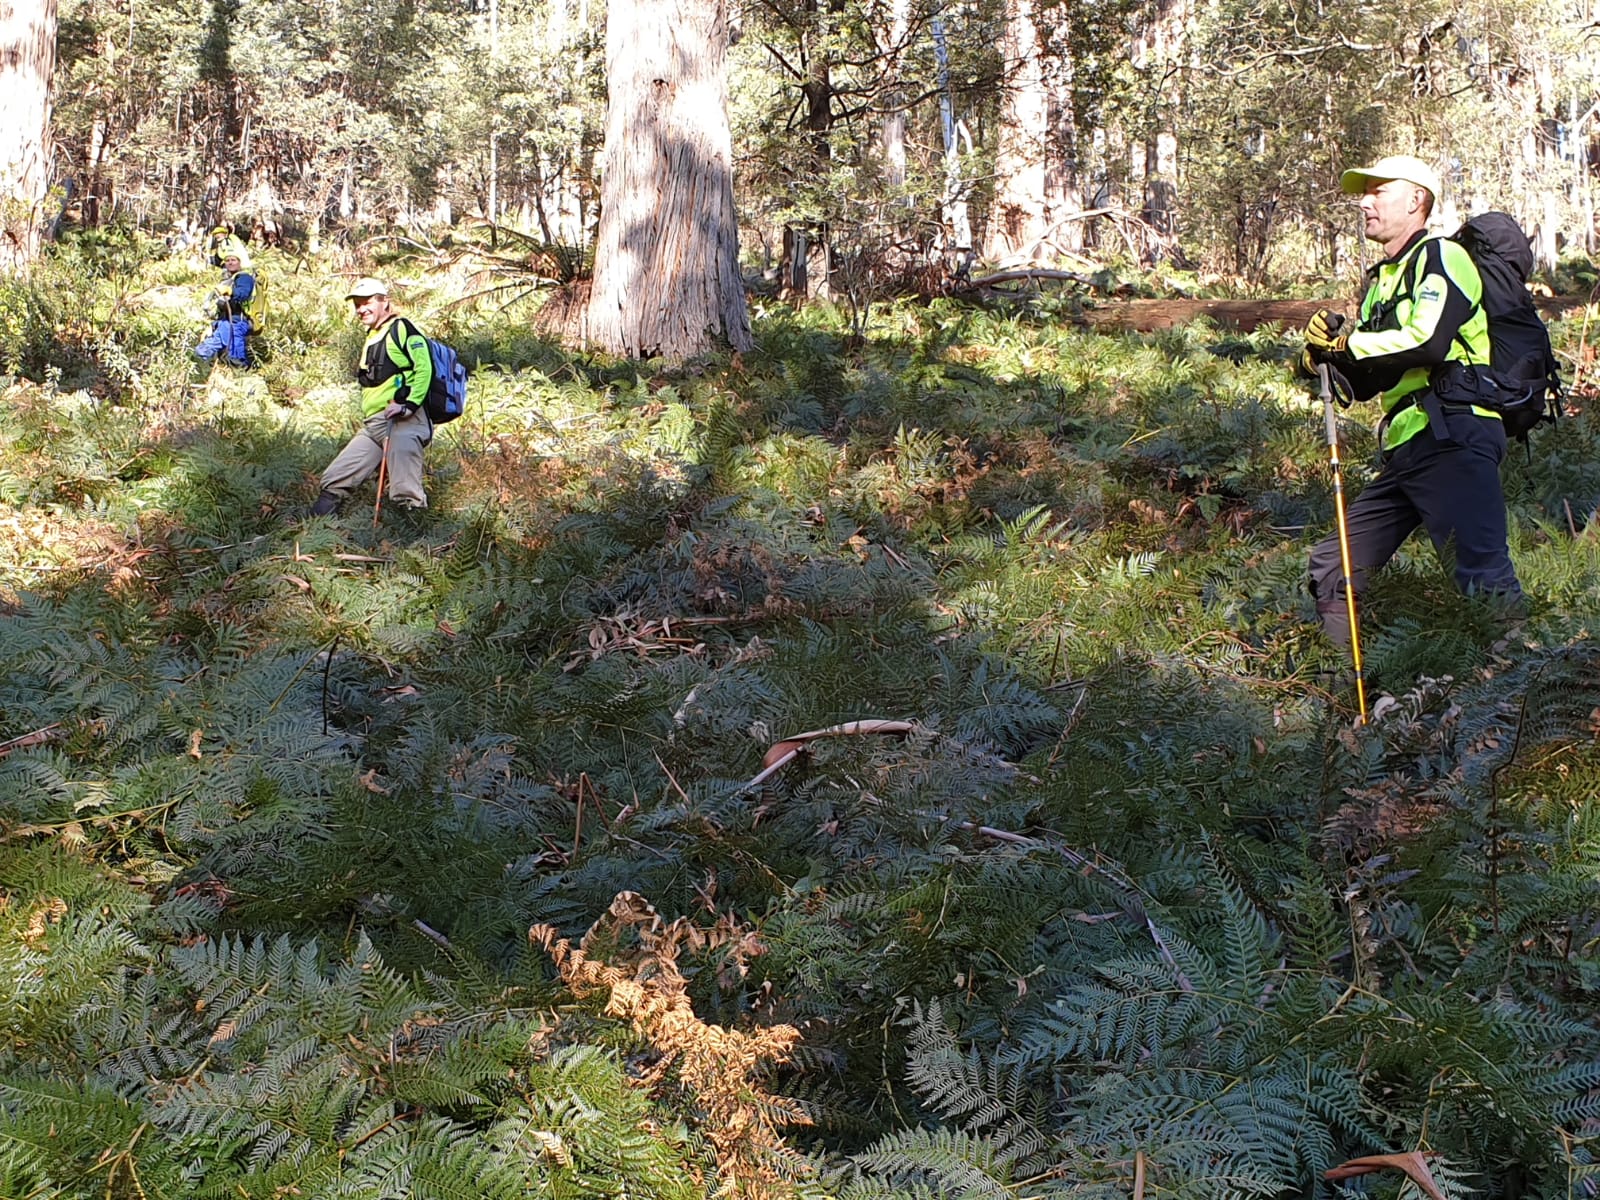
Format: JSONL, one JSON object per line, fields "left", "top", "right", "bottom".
{"left": 1, "top": 230, "right": 1599, "bottom": 1199}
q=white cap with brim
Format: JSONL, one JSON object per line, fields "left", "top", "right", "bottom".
{"left": 1340, "top": 155, "right": 1443, "bottom": 201}
{"left": 345, "top": 277, "right": 390, "bottom": 300}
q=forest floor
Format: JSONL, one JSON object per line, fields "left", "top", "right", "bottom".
{"left": 1, "top": 235, "right": 1599, "bottom": 1198}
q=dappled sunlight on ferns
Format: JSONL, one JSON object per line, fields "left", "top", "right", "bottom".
{"left": 2, "top": 250, "right": 1599, "bottom": 1197}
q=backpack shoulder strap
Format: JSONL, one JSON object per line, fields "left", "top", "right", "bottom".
{"left": 1416, "top": 235, "right": 1487, "bottom": 363}
{"left": 384, "top": 316, "right": 420, "bottom": 367}
{"left": 1369, "top": 236, "right": 1436, "bottom": 314}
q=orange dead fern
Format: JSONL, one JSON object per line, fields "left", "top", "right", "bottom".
{"left": 531, "top": 892, "right": 811, "bottom": 1199}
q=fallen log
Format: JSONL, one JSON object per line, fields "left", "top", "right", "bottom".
{"left": 1075, "top": 296, "right": 1592, "bottom": 333}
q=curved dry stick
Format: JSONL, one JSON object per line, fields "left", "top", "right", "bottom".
{"left": 1324, "top": 1151, "right": 1446, "bottom": 1200}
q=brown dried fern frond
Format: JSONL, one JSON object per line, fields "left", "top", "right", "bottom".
{"left": 531, "top": 891, "right": 812, "bottom": 1200}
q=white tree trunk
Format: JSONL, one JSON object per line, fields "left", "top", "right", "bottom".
{"left": 879, "top": 0, "right": 909, "bottom": 193}
{"left": 931, "top": 15, "right": 971, "bottom": 254}
{"left": 574, "top": 0, "right": 752, "bottom": 359}
{"left": 984, "top": 0, "right": 1048, "bottom": 260}
{"left": 0, "top": 0, "right": 58, "bottom": 272}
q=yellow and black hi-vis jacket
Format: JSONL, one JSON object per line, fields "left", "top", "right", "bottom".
{"left": 357, "top": 315, "right": 434, "bottom": 419}
{"left": 1331, "top": 229, "right": 1496, "bottom": 451}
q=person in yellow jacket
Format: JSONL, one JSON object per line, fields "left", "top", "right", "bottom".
{"left": 307, "top": 278, "right": 435, "bottom": 517}
{"left": 1301, "top": 154, "right": 1524, "bottom": 648}
{"left": 205, "top": 223, "right": 248, "bottom": 268}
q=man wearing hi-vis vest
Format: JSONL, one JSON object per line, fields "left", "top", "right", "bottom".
{"left": 306, "top": 278, "right": 435, "bottom": 517}
{"left": 1300, "top": 154, "right": 1524, "bottom": 649}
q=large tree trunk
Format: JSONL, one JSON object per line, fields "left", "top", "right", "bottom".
{"left": 572, "top": 0, "right": 752, "bottom": 359}
{"left": 0, "top": 0, "right": 58, "bottom": 272}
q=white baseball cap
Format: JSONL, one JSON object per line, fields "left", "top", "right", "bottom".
{"left": 345, "top": 277, "right": 390, "bottom": 300}
{"left": 1340, "top": 155, "right": 1443, "bottom": 201}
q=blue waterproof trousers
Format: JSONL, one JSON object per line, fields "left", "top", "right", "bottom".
{"left": 1308, "top": 408, "right": 1523, "bottom": 647}
{"left": 196, "top": 316, "right": 250, "bottom": 366}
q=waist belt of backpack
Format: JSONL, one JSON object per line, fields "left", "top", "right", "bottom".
{"left": 1379, "top": 362, "right": 1486, "bottom": 447}
{"left": 1378, "top": 389, "right": 1457, "bottom": 446}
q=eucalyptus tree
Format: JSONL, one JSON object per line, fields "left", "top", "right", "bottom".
{"left": 734, "top": 0, "right": 1000, "bottom": 300}
{"left": 1160, "top": 0, "right": 1591, "bottom": 279}
{"left": 0, "top": 0, "right": 58, "bottom": 270}
{"left": 50, "top": 0, "right": 552, "bottom": 234}
{"left": 983, "top": 0, "right": 1136, "bottom": 261}
{"left": 566, "top": 0, "right": 752, "bottom": 359}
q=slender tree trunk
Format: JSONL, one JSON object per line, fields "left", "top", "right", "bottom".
{"left": 879, "top": 0, "right": 909, "bottom": 194}
{"left": 1129, "top": 0, "right": 1186, "bottom": 258}
{"left": 487, "top": 0, "right": 500, "bottom": 238}
{"left": 0, "top": 0, "right": 58, "bottom": 272}
{"left": 570, "top": 0, "right": 752, "bottom": 359}
{"left": 1043, "top": 23, "right": 1084, "bottom": 255}
{"left": 932, "top": 14, "right": 971, "bottom": 257}
{"left": 779, "top": 4, "right": 834, "bottom": 301}
{"left": 199, "top": 0, "right": 242, "bottom": 224}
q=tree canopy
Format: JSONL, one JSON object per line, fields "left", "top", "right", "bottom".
{"left": 42, "top": 0, "right": 1600, "bottom": 286}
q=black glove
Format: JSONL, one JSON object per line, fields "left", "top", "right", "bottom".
{"left": 1304, "top": 308, "right": 1348, "bottom": 358}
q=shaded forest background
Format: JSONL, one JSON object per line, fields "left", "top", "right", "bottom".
{"left": 36, "top": 0, "right": 1600, "bottom": 292}
{"left": 2, "top": 1, "right": 1600, "bottom": 1199}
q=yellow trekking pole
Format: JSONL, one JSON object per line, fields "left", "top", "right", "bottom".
{"left": 1318, "top": 360, "right": 1367, "bottom": 724}
{"left": 373, "top": 438, "right": 390, "bottom": 528}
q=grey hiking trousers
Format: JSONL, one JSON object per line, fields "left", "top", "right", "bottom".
{"left": 320, "top": 411, "right": 433, "bottom": 509}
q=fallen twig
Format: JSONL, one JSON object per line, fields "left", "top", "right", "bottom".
{"left": 741, "top": 719, "right": 926, "bottom": 791}
{"left": 0, "top": 725, "right": 62, "bottom": 759}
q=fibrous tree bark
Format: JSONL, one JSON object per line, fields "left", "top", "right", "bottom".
{"left": 987, "top": 0, "right": 1099, "bottom": 263}
{"left": 984, "top": 0, "right": 1048, "bottom": 261}
{"left": 0, "top": 0, "right": 58, "bottom": 272}
{"left": 572, "top": 0, "right": 753, "bottom": 359}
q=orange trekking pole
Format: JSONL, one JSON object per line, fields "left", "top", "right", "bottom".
{"left": 373, "top": 437, "right": 390, "bottom": 528}
{"left": 1318, "top": 360, "right": 1368, "bottom": 724}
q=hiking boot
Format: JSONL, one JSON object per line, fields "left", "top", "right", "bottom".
{"left": 278, "top": 491, "right": 342, "bottom": 524}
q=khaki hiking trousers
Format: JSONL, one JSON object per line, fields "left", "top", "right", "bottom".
{"left": 320, "top": 410, "right": 434, "bottom": 509}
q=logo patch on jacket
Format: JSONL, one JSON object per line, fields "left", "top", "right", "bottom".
{"left": 1417, "top": 285, "right": 1441, "bottom": 302}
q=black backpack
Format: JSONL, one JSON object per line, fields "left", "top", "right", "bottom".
{"left": 1447, "top": 212, "right": 1563, "bottom": 441}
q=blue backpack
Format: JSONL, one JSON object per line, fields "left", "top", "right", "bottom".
{"left": 421, "top": 338, "right": 468, "bottom": 424}
{"left": 390, "top": 322, "right": 468, "bottom": 423}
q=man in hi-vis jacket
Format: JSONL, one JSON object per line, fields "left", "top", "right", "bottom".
{"left": 1301, "top": 154, "right": 1523, "bottom": 647}
{"left": 308, "top": 278, "right": 435, "bottom": 517}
